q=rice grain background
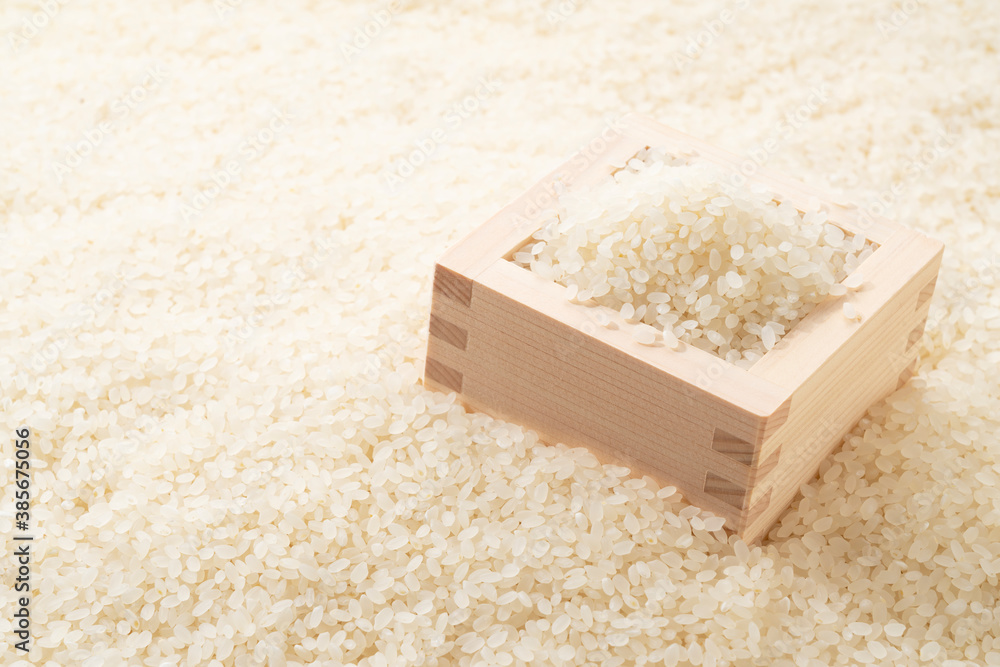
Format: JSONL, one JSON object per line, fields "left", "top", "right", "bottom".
{"left": 1, "top": 1, "right": 999, "bottom": 665}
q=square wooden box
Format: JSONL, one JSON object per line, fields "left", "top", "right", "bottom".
{"left": 423, "top": 114, "right": 943, "bottom": 542}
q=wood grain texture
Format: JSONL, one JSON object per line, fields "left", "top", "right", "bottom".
{"left": 423, "top": 113, "right": 945, "bottom": 542}
{"left": 755, "top": 446, "right": 782, "bottom": 481}
{"left": 897, "top": 359, "right": 918, "bottom": 390}
{"left": 745, "top": 488, "right": 773, "bottom": 528}
{"left": 907, "top": 318, "right": 927, "bottom": 350}
{"left": 916, "top": 277, "right": 937, "bottom": 309}
{"left": 429, "top": 313, "right": 469, "bottom": 351}
{"left": 741, "top": 247, "right": 942, "bottom": 540}
{"left": 711, "top": 430, "right": 755, "bottom": 466}
{"left": 433, "top": 264, "right": 474, "bottom": 307}
{"left": 704, "top": 472, "right": 748, "bottom": 510}
{"left": 424, "top": 358, "right": 463, "bottom": 394}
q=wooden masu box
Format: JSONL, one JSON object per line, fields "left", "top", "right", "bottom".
{"left": 423, "top": 114, "right": 943, "bottom": 542}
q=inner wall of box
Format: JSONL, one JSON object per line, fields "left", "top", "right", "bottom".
{"left": 498, "top": 145, "right": 884, "bottom": 372}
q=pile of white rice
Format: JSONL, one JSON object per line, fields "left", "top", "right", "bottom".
{"left": 1, "top": 1, "right": 998, "bottom": 666}
{"left": 514, "top": 148, "right": 875, "bottom": 366}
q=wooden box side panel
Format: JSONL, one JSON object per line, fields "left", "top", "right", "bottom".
{"left": 479, "top": 260, "right": 792, "bottom": 435}
{"left": 426, "top": 262, "right": 794, "bottom": 529}
{"left": 741, "top": 241, "right": 943, "bottom": 542}
{"left": 749, "top": 230, "right": 942, "bottom": 397}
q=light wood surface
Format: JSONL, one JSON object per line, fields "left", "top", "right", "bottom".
{"left": 424, "top": 114, "right": 944, "bottom": 542}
